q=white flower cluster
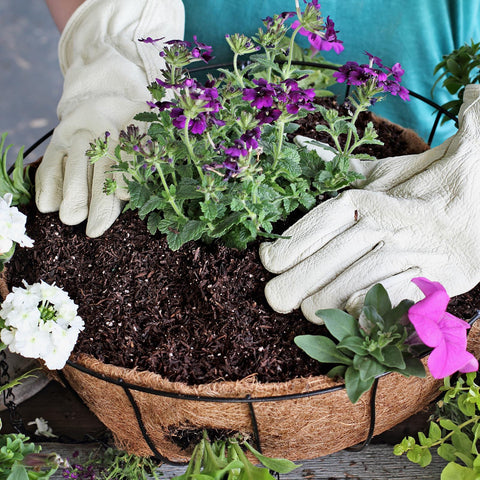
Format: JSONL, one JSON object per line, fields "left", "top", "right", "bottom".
{"left": 0, "top": 281, "right": 84, "bottom": 369}
{"left": 0, "top": 193, "right": 33, "bottom": 255}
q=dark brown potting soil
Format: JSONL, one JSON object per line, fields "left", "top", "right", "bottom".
{"left": 7, "top": 99, "right": 479, "bottom": 385}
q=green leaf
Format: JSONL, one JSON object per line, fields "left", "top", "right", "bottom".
{"left": 437, "top": 443, "right": 458, "bottom": 463}
{"left": 128, "top": 182, "right": 152, "bottom": 208}
{"left": 178, "top": 220, "right": 206, "bottom": 245}
{"left": 176, "top": 180, "right": 204, "bottom": 200}
{"left": 452, "top": 431, "right": 474, "bottom": 457}
{"left": 381, "top": 346, "right": 405, "bottom": 369}
{"left": 6, "top": 464, "right": 29, "bottom": 480}
{"left": 392, "top": 355, "right": 426, "bottom": 378}
{"left": 440, "top": 462, "right": 478, "bottom": 480}
{"left": 361, "top": 305, "right": 385, "bottom": 330}
{"left": 458, "top": 393, "right": 476, "bottom": 417}
{"left": 439, "top": 419, "right": 458, "bottom": 431}
{"left": 210, "top": 212, "right": 244, "bottom": 237}
{"left": 244, "top": 442, "right": 299, "bottom": 474}
{"left": 294, "top": 335, "right": 353, "bottom": 365}
{"left": 353, "top": 355, "right": 385, "bottom": 381}
{"left": 344, "top": 366, "right": 375, "bottom": 404}
{"left": 134, "top": 111, "right": 159, "bottom": 122}
{"left": 383, "top": 299, "right": 414, "bottom": 330}
{"left": 315, "top": 309, "right": 360, "bottom": 341}
{"left": 327, "top": 365, "right": 347, "bottom": 378}
{"left": 428, "top": 421, "right": 442, "bottom": 443}
{"left": 337, "top": 336, "right": 368, "bottom": 356}
{"left": 363, "top": 284, "right": 392, "bottom": 316}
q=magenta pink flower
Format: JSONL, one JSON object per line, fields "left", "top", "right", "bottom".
{"left": 408, "top": 277, "right": 478, "bottom": 379}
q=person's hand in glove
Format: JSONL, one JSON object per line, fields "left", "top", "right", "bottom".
{"left": 260, "top": 84, "right": 480, "bottom": 323}
{"left": 36, "top": 0, "right": 184, "bottom": 237}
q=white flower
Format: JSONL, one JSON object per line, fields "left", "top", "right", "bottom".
{"left": 0, "top": 281, "right": 84, "bottom": 370}
{"left": 27, "top": 417, "right": 57, "bottom": 438}
{"left": 0, "top": 193, "right": 33, "bottom": 255}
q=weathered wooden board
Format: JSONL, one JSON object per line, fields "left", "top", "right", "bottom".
{"left": 41, "top": 442, "right": 447, "bottom": 480}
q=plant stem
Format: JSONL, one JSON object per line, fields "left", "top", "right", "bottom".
{"left": 283, "top": 26, "right": 301, "bottom": 79}
{"left": 156, "top": 164, "right": 186, "bottom": 219}
{"left": 272, "top": 121, "right": 285, "bottom": 169}
{"left": 183, "top": 123, "right": 205, "bottom": 181}
{"left": 233, "top": 52, "right": 244, "bottom": 88}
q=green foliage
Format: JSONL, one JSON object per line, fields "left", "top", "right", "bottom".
{"left": 64, "top": 446, "right": 162, "bottom": 480}
{"left": 294, "top": 284, "right": 424, "bottom": 403}
{"left": 172, "top": 432, "right": 299, "bottom": 480}
{"left": 88, "top": 14, "right": 386, "bottom": 251}
{"left": 0, "top": 133, "right": 32, "bottom": 206}
{"left": 394, "top": 372, "right": 480, "bottom": 479}
{"left": 0, "top": 434, "right": 58, "bottom": 480}
{"left": 432, "top": 39, "right": 480, "bottom": 124}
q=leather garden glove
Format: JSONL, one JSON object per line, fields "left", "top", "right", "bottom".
{"left": 260, "top": 84, "right": 480, "bottom": 323}
{"left": 35, "top": 0, "right": 184, "bottom": 237}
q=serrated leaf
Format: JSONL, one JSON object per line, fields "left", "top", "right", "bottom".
{"left": 138, "top": 195, "right": 166, "bottom": 217}
{"left": 294, "top": 335, "right": 353, "bottom": 365}
{"left": 210, "top": 212, "right": 244, "bottom": 237}
{"left": 315, "top": 309, "right": 360, "bottom": 340}
{"left": 128, "top": 182, "right": 152, "bottom": 208}
{"left": 176, "top": 179, "right": 204, "bottom": 200}
{"left": 134, "top": 111, "right": 159, "bottom": 122}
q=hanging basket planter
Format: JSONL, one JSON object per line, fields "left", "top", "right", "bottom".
{"left": 59, "top": 318, "right": 480, "bottom": 464}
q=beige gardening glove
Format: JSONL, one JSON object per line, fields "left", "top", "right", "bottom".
{"left": 260, "top": 84, "right": 480, "bottom": 324}
{"left": 35, "top": 0, "right": 184, "bottom": 237}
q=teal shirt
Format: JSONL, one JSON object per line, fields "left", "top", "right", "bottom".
{"left": 183, "top": 0, "right": 480, "bottom": 145}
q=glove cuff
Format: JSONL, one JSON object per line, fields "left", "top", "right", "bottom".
{"left": 58, "top": 0, "right": 185, "bottom": 83}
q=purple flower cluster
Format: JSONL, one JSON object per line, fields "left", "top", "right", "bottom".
{"left": 333, "top": 52, "right": 410, "bottom": 101}
{"left": 151, "top": 78, "right": 225, "bottom": 135}
{"left": 242, "top": 78, "right": 315, "bottom": 124}
{"left": 204, "top": 128, "right": 261, "bottom": 181}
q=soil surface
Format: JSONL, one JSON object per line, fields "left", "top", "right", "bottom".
{"left": 7, "top": 99, "right": 479, "bottom": 385}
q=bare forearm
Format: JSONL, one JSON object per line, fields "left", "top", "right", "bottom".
{"left": 45, "top": 0, "right": 86, "bottom": 32}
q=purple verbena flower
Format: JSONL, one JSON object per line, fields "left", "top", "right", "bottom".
{"left": 241, "top": 127, "right": 261, "bottom": 149}
{"left": 188, "top": 114, "right": 207, "bottom": 134}
{"left": 256, "top": 108, "right": 282, "bottom": 125}
{"left": 191, "top": 35, "right": 214, "bottom": 63}
{"left": 224, "top": 139, "right": 249, "bottom": 158}
{"left": 333, "top": 53, "right": 410, "bottom": 101}
{"left": 170, "top": 108, "right": 187, "bottom": 129}
{"left": 242, "top": 79, "right": 277, "bottom": 109}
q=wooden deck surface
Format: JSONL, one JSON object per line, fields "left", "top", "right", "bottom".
{"left": 0, "top": 380, "right": 447, "bottom": 479}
